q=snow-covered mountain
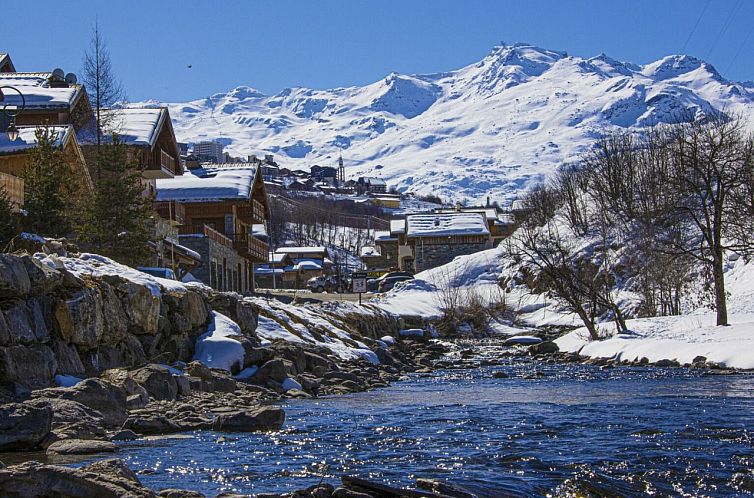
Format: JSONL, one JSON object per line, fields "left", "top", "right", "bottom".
{"left": 161, "top": 43, "right": 754, "bottom": 204}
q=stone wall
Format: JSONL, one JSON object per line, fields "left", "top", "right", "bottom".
{"left": 0, "top": 253, "right": 219, "bottom": 392}
{"left": 413, "top": 241, "right": 491, "bottom": 272}
{"left": 179, "top": 235, "right": 249, "bottom": 293}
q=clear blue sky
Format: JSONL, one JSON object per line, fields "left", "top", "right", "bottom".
{"left": 4, "top": 0, "right": 754, "bottom": 102}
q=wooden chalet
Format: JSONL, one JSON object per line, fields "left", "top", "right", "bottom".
{"left": 0, "top": 125, "right": 94, "bottom": 194}
{"left": 81, "top": 107, "right": 182, "bottom": 195}
{"left": 0, "top": 53, "right": 15, "bottom": 72}
{"left": 0, "top": 70, "right": 94, "bottom": 132}
{"left": 155, "top": 164, "right": 270, "bottom": 292}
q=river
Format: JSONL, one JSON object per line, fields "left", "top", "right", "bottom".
{"left": 76, "top": 350, "right": 754, "bottom": 497}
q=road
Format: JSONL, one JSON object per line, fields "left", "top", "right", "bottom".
{"left": 254, "top": 289, "right": 369, "bottom": 303}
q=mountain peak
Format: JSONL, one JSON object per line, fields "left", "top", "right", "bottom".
{"left": 163, "top": 42, "right": 753, "bottom": 203}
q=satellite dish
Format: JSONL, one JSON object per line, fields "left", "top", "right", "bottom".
{"left": 65, "top": 73, "right": 77, "bottom": 84}
{"left": 52, "top": 68, "right": 65, "bottom": 81}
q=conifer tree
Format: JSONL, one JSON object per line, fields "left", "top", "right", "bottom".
{"left": 77, "top": 133, "right": 153, "bottom": 265}
{"left": 22, "top": 126, "right": 80, "bottom": 237}
{"left": 0, "top": 186, "right": 19, "bottom": 250}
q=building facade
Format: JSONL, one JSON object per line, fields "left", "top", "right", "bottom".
{"left": 155, "top": 164, "right": 270, "bottom": 293}
{"left": 193, "top": 140, "right": 224, "bottom": 164}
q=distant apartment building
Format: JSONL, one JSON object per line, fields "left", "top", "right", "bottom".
{"left": 193, "top": 140, "right": 224, "bottom": 163}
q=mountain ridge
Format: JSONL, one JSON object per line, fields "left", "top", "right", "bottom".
{"left": 155, "top": 43, "right": 754, "bottom": 203}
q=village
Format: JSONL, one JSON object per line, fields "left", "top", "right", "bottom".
{"left": 0, "top": 50, "right": 522, "bottom": 297}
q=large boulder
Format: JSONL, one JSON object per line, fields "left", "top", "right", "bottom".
{"left": 51, "top": 339, "right": 86, "bottom": 376}
{"left": 46, "top": 438, "right": 117, "bottom": 456}
{"left": 96, "top": 334, "right": 147, "bottom": 372}
{"left": 0, "top": 402, "right": 52, "bottom": 451}
{"left": 117, "top": 280, "right": 160, "bottom": 335}
{"left": 100, "top": 369, "right": 150, "bottom": 409}
{"left": 55, "top": 288, "right": 104, "bottom": 350}
{"left": 0, "top": 458, "right": 156, "bottom": 498}
{"left": 529, "top": 341, "right": 559, "bottom": 355}
{"left": 212, "top": 406, "right": 285, "bottom": 432}
{"left": 242, "top": 346, "right": 275, "bottom": 368}
{"left": 3, "top": 302, "right": 48, "bottom": 345}
{"left": 34, "top": 379, "right": 127, "bottom": 428}
{"left": 0, "top": 344, "right": 57, "bottom": 389}
{"left": 20, "top": 254, "right": 63, "bottom": 294}
{"left": 0, "top": 254, "right": 31, "bottom": 299}
{"left": 98, "top": 282, "right": 130, "bottom": 345}
{"left": 130, "top": 364, "right": 178, "bottom": 401}
{"left": 254, "top": 359, "right": 293, "bottom": 385}
{"left": 234, "top": 300, "right": 258, "bottom": 334}
{"left": 27, "top": 398, "right": 107, "bottom": 445}
{"left": 166, "top": 290, "right": 208, "bottom": 334}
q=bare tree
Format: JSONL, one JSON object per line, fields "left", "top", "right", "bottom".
{"left": 82, "top": 22, "right": 126, "bottom": 154}
{"left": 665, "top": 115, "right": 754, "bottom": 326}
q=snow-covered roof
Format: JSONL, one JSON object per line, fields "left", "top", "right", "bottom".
{"left": 102, "top": 108, "right": 167, "bottom": 147}
{"left": 360, "top": 246, "right": 380, "bottom": 257}
{"left": 0, "top": 72, "right": 51, "bottom": 87}
{"left": 156, "top": 167, "right": 257, "bottom": 203}
{"left": 0, "top": 82, "right": 80, "bottom": 109}
{"left": 275, "top": 246, "right": 327, "bottom": 255}
{"left": 0, "top": 125, "right": 72, "bottom": 155}
{"left": 390, "top": 219, "right": 405, "bottom": 235}
{"left": 435, "top": 207, "right": 498, "bottom": 220}
{"left": 268, "top": 252, "right": 288, "bottom": 264}
{"left": 374, "top": 230, "right": 394, "bottom": 241}
{"left": 254, "top": 265, "right": 284, "bottom": 275}
{"left": 252, "top": 224, "right": 267, "bottom": 236}
{"left": 406, "top": 212, "right": 489, "bottom": 238}
{"left": 497, "top": 213, "right": 516, "bottom": 224}
{"left": 0, "top": 53, "right": 15, "bottom": 71}
{"left": 293, "top": 260, "right": 323, "bottom": 271}
{"left": 364, "top": 177, "right": 386, "bottom": 186}
{"left": 511, "top": 200, "right": 529, "bottom": 211}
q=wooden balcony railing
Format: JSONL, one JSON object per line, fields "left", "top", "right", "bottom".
{"left": 236, "top": 199, "right": 266, "bottom": 224}
{"left": 230, "top": 232, "right": 269, "bottom": 262}
{"left": 160, "top": 149, "right": 177, "bottom": 175}
{"left": 252, "top": 199, "right": 265, "bottom": 222}
{"left": 178, "top": 224, "right": 233, "bottom": 248}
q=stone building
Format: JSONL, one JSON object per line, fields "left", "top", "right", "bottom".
{"left": 377, "top": 212, "right": 492, "bottom": 273}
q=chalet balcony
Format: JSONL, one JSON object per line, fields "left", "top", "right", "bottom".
{"left": 230, "top": 232, "right": 269, "bottom": 262}
{"left": 236, "top": 199, "right": 266, "bottom": 224}
{"left": 153, "top": 200, "right": 186, "bottom": 225}
{"left": 143, "top": 148, "right": 178, "bottom": 179}
{"left": 178, "top": 224, "right": 233, "bottom": 248}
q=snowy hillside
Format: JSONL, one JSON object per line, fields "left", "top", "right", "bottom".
{"left": 160, "top": 43, "right": 754, "bottom": 204}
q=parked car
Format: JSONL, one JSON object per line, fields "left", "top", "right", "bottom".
{"left": 137, "top": 267, "right": 176, "bottom": 280}
{"left": 306, "top": 275, "right": 347, "bottom": 293}
{"left": 378, "top": 274, "right": 414, "bottom": 292}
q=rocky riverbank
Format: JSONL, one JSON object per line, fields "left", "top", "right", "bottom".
{"left": 0, "top": 251, "right": 460, "bottom": 496}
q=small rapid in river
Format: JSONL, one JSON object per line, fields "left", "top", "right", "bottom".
{"left": 74, "top": 347, "right": 754, "bottom": 497}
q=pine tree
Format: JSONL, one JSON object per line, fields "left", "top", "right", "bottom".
{"left": 22, "top": 126, "right": 80, "bottom": 237}
{"left": 0, "top": 186, "right": 19, "bottom": 250}
{"left": 77, "top": 134, "right": 153, "bottom": 265}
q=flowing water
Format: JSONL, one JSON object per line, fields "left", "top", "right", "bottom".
{"left": 77, "top": 354, "right": 754, "bottom": 497}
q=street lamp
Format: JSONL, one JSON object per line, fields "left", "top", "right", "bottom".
{"left": 1, "top": 86, "right": 25, "bottom": 142}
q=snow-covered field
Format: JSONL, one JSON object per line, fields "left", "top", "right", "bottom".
{"left": 152, "top": 43, "right": 754, "bottom": 204}
{"left": 555, "top": 313, "right": 754, "bottom": 370}
{"left": 374, "top": 241, "right": 754, "bottom": 369}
